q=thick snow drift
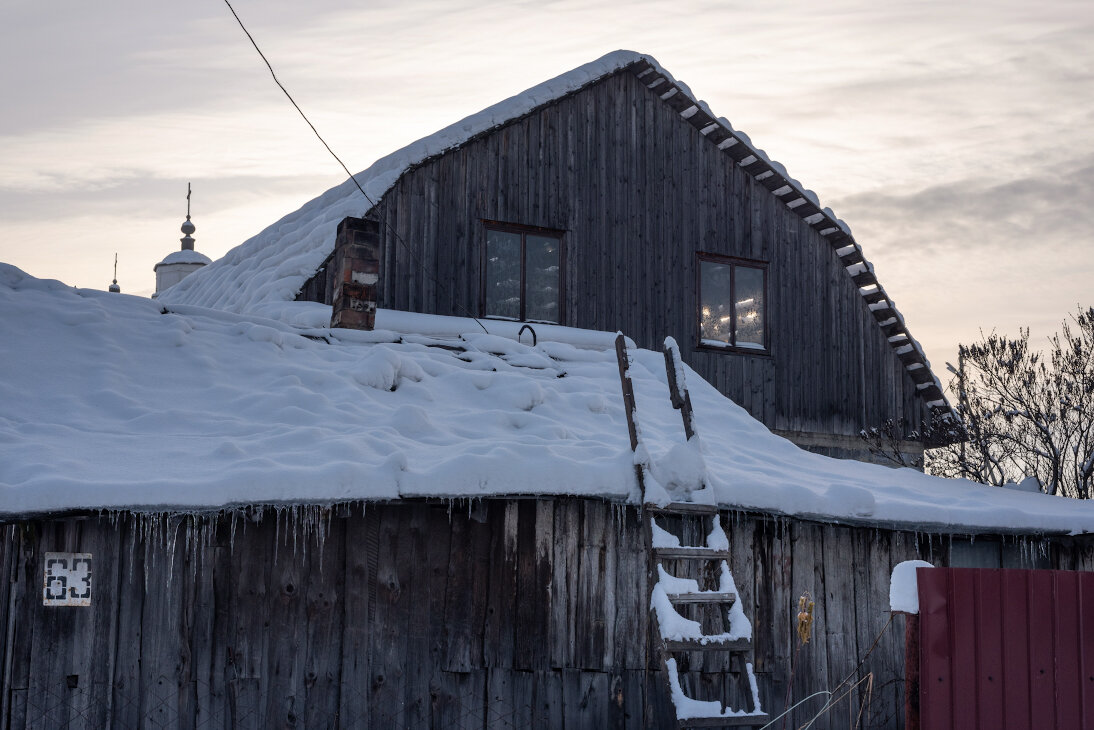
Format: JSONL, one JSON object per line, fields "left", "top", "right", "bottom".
{"left": 2, "top": 263, "right": 1093, "bottom": 536}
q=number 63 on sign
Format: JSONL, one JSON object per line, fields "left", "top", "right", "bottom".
{"left": 42, "top": 552, "right": 92, "bottom": 607}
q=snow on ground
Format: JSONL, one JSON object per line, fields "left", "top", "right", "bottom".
{"left": 2, "top": 262, "right": 1094, "bottom": 536}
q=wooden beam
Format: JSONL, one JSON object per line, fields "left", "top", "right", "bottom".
{"left": 686, "top": 108, "right": 716, "bottom": 130}
{"left": 664, "top": 90, "right": 695, "bottom": 113}
{"left": 705, "top": 127, "right": 733, "bottom": 146}
{"left": 898, "top": 349, "right": 925, "bottom": 367}
{"left": 870, "top": 306, "right": 895, "bottom": 321}
{"left": 861, "top": 289, "right": 888, "bottom": 305}
{"left": 852, "top": 270, "right": 878, "bottom": 288}
{"left": 759, "top": 174, "right": 789, "bottom": 192}
{"left": 645, "top": 503, "right": 719, "bottom": 516}
{"left": 918, "top": 384, "right": 944, "bottom": 402}
{"left": 677, "top": 713, "right": 770, "bottom": 727}
{"left": 663, "top": 343, "right": 696, "bottom": 441}
{"left": 663, "top": 637, "right": 752, "bottom": 652}
{"left": 881, "top": 321, "right": 905, "bottom": 339}
{"left": 652, "top": 548, "right": 732, "bottom": 560}
{"left": 793, "top": 202, "right": 822, "bottom": 219}
{"left": 740, "top": 158, "right": 770, "bottom": 176}
{"left": 909, "top": 369, "right": 935, "bottom": 385}
{"left": 666, "top": 592, "right": 736, "bottom": 606}
{"left": 825, "top": 231, "right": 852, "bottom": 248}
{"left": 615, "top": 334, "right": 639, "bottom": 453}
{"left": 725, "top": 144, "right": 754, "bottom": 163}
{"left": 839, "top": 249, "right": 866, "bottom": 266}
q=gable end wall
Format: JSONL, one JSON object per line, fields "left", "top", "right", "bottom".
{"left": 368, "top": 70, "right": 928, "bottom": 448}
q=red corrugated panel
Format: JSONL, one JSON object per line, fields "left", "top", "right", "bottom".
{"left": 917, "top": 568, "right": 1094, "bottom": 730}
{"left": 1001, "top": 571, "right": 1031, "bottom": 730}
{"left": 1028, "top": 571, "right": 1057, "bottom": 727}
{"left": 1081, "top": 574, "right": 1094, "bottom": 728}
{"left": 951, "top": 568, "right": 979, "bottom": 728}
{"left": 975, "top": 569, "right": 1004, "bottom": 730}
{"left": 919, "top": 567, "right": 953, "bottom": 730}
{"left": 1056, "top": 572, "right": 1082, "bottom": 728}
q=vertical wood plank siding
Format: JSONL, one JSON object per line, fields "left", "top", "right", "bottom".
{"left": 367, "top": 70, "right": 926, "bottom": 443}
{"left": 3, "top": 502, "right": 1090, "bottom": 729}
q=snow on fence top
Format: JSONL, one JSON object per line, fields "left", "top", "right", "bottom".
{"left": 2, "top": 263, "right": 1091, "bottom": 536}
{"left": 154, "top": 50, "right": 948, "bottom": 413}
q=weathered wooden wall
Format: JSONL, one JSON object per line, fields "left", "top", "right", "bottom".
{"left": 356, "top": 68, "right": 927, "bottom": 451}
{"left": 3, "top": 499, "right": 1089, "bottom": 729}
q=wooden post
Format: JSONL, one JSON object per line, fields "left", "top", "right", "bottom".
{"left": 662, "top": 341, "right": 696, "bottom": 441}
{"left": 904, "top": 612, "right": 920, "bottom": 730}
{"left": 614, "top": 334, "right": 639, "bottom": 453}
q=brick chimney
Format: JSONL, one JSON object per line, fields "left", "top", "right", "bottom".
{"left": 329, "top": 216, "right": 381, "bottom": 330}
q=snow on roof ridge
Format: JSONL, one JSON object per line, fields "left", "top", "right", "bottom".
{"left": 159, "top": 50, "right": 658, "bottom": 317}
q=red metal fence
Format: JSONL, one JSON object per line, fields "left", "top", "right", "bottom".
{"left": 915, "top": 567, "right": 1094, "bottom": 729}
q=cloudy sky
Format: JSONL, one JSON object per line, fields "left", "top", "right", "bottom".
{"left": 2, "top": 0, "right": 1091, "bottom": 373}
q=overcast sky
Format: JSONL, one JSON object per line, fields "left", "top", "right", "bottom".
{"left": 2, "top": 0, "right": 1091, "bottom": 374}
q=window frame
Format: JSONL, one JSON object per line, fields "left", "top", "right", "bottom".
{"left": 695, "top": 252, "right": 770, "bottom": 355}
{"left": 480, "top": 220, "right": 566, "bottom": 324}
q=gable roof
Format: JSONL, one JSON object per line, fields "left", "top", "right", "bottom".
{"left": 157, "top": 50, "right": 950, "bottom": 415}
{"left": 0, "top": 262, "right": 1086, "bottom": 535}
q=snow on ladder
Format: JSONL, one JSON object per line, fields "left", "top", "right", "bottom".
{"left": 614, "top": 333, "right": 769, "bottom": 728}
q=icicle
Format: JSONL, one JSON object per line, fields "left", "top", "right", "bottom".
{"left": 165, "top": 515, "right": 178, "bottom": 593}
{"left": 229, "top": 511, "right": 238, "bottom": 553}
{"left": 292, "top": 504, "right": 299, "bottom": 560}
{"left": 274, "top": 506, "right": 282, "bottom": 566}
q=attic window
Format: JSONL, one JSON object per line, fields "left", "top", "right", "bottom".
{"left": 698, "top": 253, "right": 767, "bottom": 352}
{"left": 482, "top": 222, "right": 564, "bottom": 324}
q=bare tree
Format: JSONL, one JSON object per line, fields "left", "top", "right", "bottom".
{"left": 927, "top": 307, "right": 1094, "bottom": 499}
{"left": 859, "top": 414, "right": 962, "bottom": 470}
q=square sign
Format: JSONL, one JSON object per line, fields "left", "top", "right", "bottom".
{"left": 43, "top": 553, "right": 92, "bottom": 607}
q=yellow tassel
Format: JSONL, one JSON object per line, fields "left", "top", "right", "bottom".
{"left": 796, "top": 592, "right": 815, "bottom": 644}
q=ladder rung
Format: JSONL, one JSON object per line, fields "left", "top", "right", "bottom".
{"left": 678, "top": 713, "right": 771, "bottom": 728}
{"left": 654, "top": 547, "right": 731, "bottom": 560}
{"left": 667, "top": 591, "right": 736, "bottom": 606}
{"left": 646, "top": 502, "right": 720, "bottom": 516}
{"left": 663, "top": 637, "right": 751, "bottom": 652}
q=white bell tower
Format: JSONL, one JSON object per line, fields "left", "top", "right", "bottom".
{"left": 153, "top": 183, "right": 211, "bottom": 298}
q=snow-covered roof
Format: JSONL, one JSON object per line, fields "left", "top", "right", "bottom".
{"left": 156, "top": 50, "right": 949, "bottom": 411}
{"left": 155, "top": 249, "right": 212, "bottom": 269}
{"left": 2, "top": 263, "right": 1090, "bottom": 536}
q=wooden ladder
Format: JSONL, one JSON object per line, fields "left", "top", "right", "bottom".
{"left": 615, "top": 334, "right": 769, "bottom": 729}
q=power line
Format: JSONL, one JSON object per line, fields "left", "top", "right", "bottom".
{"left": 221, "top": 0, "right": 488, "bottom": 333}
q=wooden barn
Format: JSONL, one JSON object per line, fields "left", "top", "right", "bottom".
{"left": 163, "top": 50, "right": 952, "bottom": 467}
{"left": 3, "top": 52, "right": 1093, "bottom": 730}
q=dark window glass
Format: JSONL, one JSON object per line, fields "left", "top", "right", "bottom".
{"left": 700, "top": 263, "right": 733, "bottom": 345}
{"left": 485, "top": 230, "right": 522, "bottom": 320}
{"left": 483, "top": 225, "right": 563, "bottom": 324}
{"left": 698, "top": 256, "right": 767, "bottom": 351}
{"left": 525, "top": 235, "right": 560, "bottom": 322}
{"left": 734, "top": 265, "right": 765, "bottom": 349}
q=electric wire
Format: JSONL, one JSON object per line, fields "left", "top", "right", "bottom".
{"left": 221, "top": 0, "right": 488, "bottom": 333}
